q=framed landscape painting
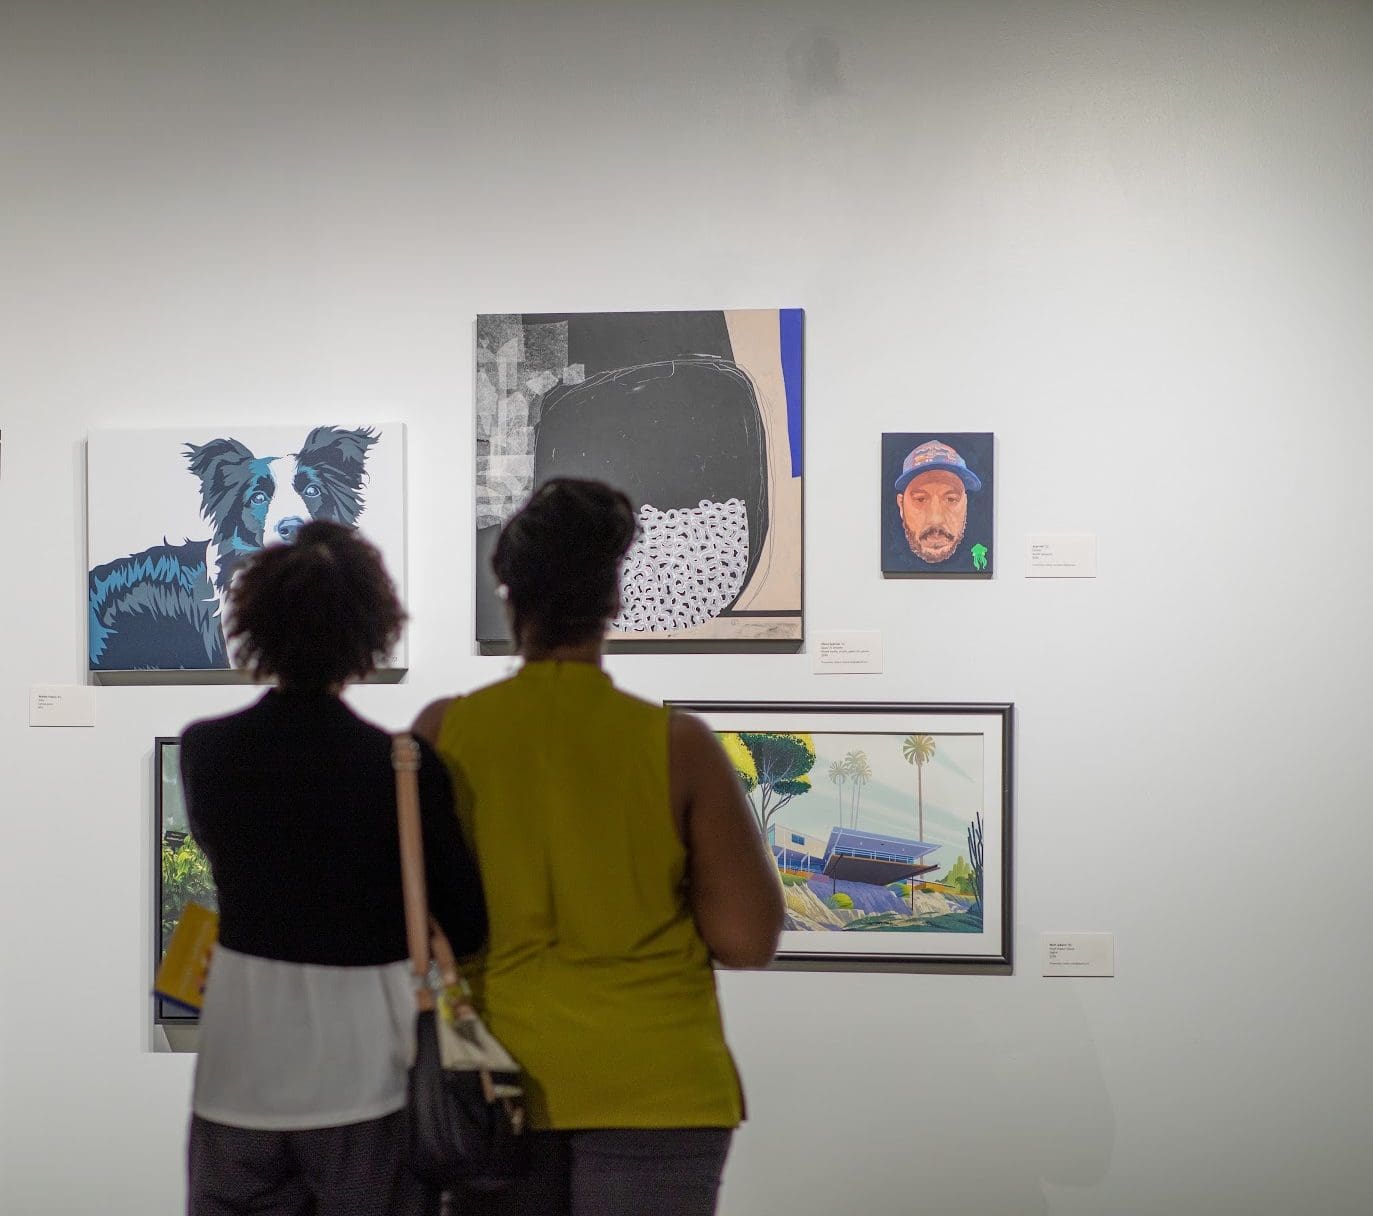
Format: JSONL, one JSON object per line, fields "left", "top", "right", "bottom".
{"left": 154, "top": 737, "right": 214, "bottom": 1024}
{"left": 674, "top": 702, "right": 1013, "bottom": 967}
{"left": 475, "top": 309, "right": 804, "bottom": 647}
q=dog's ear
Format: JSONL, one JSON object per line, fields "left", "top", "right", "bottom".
{"left": 297, "top": 427, "right": 377, "bottom": 482}
{"left": 184, "top": 438, "right": 256, "bottom": 525}
{"left": 295, "top": 427, "right": 378, "bottom": 522}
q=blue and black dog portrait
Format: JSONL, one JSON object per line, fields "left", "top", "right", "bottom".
{"left": 88, "top": 426, "right": 378, "bottom": 671}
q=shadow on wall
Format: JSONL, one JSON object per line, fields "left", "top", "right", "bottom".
{"left": 719, "top": 976, "right": 1115, "bottom": 1215}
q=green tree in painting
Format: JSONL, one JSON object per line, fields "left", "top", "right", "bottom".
{"left": 842, "top": 749, "right": 871, "bottom": 828}
{"left": 720, "top": 734, "right": 758, "bottom": 802}
{"left": 901, "top": 734, "right": 936, "bottom": 844}
{"left": 160, "top": 838, "right": 217, "bottom": 954}
{"left": 943, "top": 854, "right": 976, "bottom": 896}
{"left": 719, "top": 732, "right": 817, "bottom": 839}
{"left": 827, "top": 760, "right": 847, "bottom": 826}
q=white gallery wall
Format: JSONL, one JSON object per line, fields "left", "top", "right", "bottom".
{"left": 3, "top": 2, "right": 1372, "bottom": 1212}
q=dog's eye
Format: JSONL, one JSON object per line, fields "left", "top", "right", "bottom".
{"left": 249, "top": 491, "right": 268, "bottom": 506}
{"left": 302, "top": 484, "right": 321, "bottom": 498}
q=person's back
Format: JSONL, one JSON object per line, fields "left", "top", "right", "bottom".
{"left": 416, "top": 477, "right": 783, "bottom": 1216}
{"left": 186, "top": 691, "right": 460, "bottom": 967}
{"left": 436, "top": 661, "right": 740, "bottom": 1130}
{"left": 181, "top": 521, "right": 486, "bottom": 1216}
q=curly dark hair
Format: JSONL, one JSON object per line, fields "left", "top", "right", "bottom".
{"left": 226, "top": 521, "right": 405, "bottom": 689}
{"left": 493, "top": 478, "right": 638, "bottom": 649}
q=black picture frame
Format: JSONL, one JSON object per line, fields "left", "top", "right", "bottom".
{"left": 153, "top": 736, "right": 216, "bottom": 1023}
{"left": 672, "top": 702, "right": 1013, "bottom": 971}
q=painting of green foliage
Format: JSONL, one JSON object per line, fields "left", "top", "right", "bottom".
{"left": 155, "top": 738, "right": 218, "bottom": 1020}
{"left": 160, "top": 837, "right": 217, "bottom": 952}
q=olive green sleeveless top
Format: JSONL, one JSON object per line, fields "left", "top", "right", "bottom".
{"left": 434, "top": 662, "right": 743, "bottom": 1130}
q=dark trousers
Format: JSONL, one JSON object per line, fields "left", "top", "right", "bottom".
{"left": 187, "top": 1111, "right": 437, "bottom": 1216}
{"left": 450, "top": 1127, "right": 733, "bottom": 1216}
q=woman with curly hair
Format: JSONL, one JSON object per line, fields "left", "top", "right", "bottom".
{"left": 180, "top": 520, "right": 486, "bottom": 1216}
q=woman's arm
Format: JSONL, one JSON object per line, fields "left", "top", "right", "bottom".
{"left": 670, "top": 710, "right": 784, "bottom": 968}
{"left": 178, "top": 721, "right": 217, "bottom": 864}
{"left": 416, "top": 746, "right": 487, "bottom": 957}
{"left": 410, "top": 702, "right": 488, "bottom": 956}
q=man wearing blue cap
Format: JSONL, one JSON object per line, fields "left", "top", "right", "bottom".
{"left": 893, "top": 439, "right": 983, "bottom": 566}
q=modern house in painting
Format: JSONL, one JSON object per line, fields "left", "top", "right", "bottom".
{"left": 771, "top": 824, "right": 940, "bottom": 885}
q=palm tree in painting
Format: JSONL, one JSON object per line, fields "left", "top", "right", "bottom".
{"left": 902, "top": 734, "right": 936, "bottom": 845}
{"left": 827, "top": 760, "right": 848, "bottom": 827}
{"left": 901, "top": 734, "right": 936, "bottom": 914}
{"left": 843, "top": 750, "right": 871, "bottom": 828}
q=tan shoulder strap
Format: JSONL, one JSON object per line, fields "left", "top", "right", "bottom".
{"left": 392, "top": 733, "right": 439, "bottom": 1011}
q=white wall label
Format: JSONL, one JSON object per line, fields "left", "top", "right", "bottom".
{"left": 811, "top": 631, "right": 883, "bottom": 674}
{"left": 1026, "top": 534, "right": 1097, "bottom": 577}
{"left": 29, "top": 685, "right": 97, "bottom": 727}
{"left": 1041, "top": 932, "right": 1114, "bottom": 976}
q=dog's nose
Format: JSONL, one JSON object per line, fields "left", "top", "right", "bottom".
{"left": 276, "top": 517, "right": 305, "bottom": 543}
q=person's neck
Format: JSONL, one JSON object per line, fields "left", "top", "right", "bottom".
{"left": 519, "top": 638, "right": 604, "bottom": 667}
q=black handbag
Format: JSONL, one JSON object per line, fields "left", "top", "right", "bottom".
{"left": 392, "top": 735, "right": 529, "bottom": 1190}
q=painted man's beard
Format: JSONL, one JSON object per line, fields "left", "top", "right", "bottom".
{"left": 903, "top": 518, "right": 966, "bottom": 563}
{"left": 611, "top": 498, "right": 750, "bottom": 632}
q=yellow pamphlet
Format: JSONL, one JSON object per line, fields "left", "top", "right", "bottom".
{"left": 154, "top": 902, "right": 219, "bottom": 1012}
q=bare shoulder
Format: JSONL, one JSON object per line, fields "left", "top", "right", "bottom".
{"left": 667, "top": 709, "right": 727, "bottom": 836}
{"left": 668, "top": 706, "right": 714, "bottom": 750}
{"left": 670, "top": 707, "right": 783, "bottom": 967}
{"left": 412, "top": 696, "right": 455, "bottom": 746}
{"left": 668, "top": 708, "right": 730, "bottom": 772}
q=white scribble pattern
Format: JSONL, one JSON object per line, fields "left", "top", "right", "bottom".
{"left": 612, "top": 499, "right": 750, "bottom": 633}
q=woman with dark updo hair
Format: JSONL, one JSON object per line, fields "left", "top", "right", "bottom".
{"left": 414, "top": 477, "right": 783, "bottom": 1216}
{"left": 179, "top": 521, "right": 486, "bottom": 1216}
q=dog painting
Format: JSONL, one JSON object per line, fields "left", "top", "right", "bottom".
{"left": 87, "top": 424, "right": 407, "bottom": 676}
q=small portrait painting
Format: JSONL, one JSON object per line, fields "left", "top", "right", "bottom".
{"left": 881, "top": 432, "right": 993, "bottom": 576}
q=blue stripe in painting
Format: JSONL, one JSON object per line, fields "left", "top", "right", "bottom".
{"left": 779, "top": 308, "right": 803, "bottom": 477}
